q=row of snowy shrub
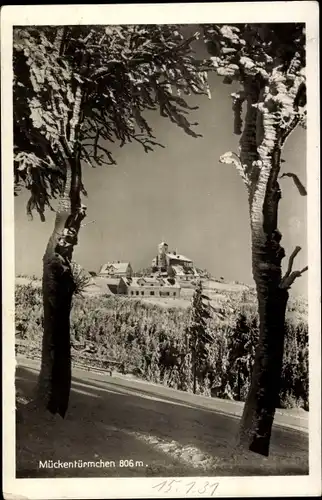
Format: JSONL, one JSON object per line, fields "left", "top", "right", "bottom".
{"left": 15, "top": 282, "right": 308, "bottom": 409}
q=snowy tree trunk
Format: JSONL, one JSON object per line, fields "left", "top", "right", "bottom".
{"left": 238, "top": 148, "right": 289, "bottom": 454}
{"left": 36, "top": 154, "right": 85, "bottom": 418}
{"left": 205, "top": 23, "right": 306, "bottom": 457}
{"left": 236, "top": 79, "right": 292, "bottom": 455}
{"left": 238, "top": 246, "right": 289, "bottom": 456}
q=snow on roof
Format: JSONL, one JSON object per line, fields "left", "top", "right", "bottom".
{"left": 124, "top": 277, "right": 181, "bottom": 288}
{"left": 99, "top": 262, "right": 130, "bottom": 274}
{"left": 166, "top": 253, "right": 192, "bottom": 262}
{"left": 104, "top": 278, "right": 122, "bottom": 286}
{"left": 171, "top": 265, "right": 186, "bottom": 276}
{"left": 138, "top": 276, "right": 162, "bottom": 283}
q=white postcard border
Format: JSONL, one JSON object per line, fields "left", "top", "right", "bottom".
{"left": 1, "top": 2, "right": 320, "bottom": 498}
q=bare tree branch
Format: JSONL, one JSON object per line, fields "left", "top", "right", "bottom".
{"left": 280, "top": 172, "right": 307, "bottom": 196}
{"left": 282, "top": 245, "right": 301, "bottom": 280}
{"left": 280, "top": 246, "right": 307, "bottom": 289}
{"left": 280, "top": 266, "right": 308, "bottom": 289}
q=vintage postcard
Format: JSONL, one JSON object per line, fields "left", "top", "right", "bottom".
{"left": 1, "top": 2, "right": 321, "bottom": 498}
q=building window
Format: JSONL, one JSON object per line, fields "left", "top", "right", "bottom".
{"left": 173, "top": 292, "right": 176, "bottom": 297}
{"left": 165, "top": 292, "right": 170, "bottom": 296}
{"left": 131, "top": 291, "right": 134, "bottom": 295}
{"left": 136, "top": 291, "right": 139, "bottom": 296}
{"left": 141, "top": 291, "right": 144, "bottom": 296}
{"left": 150, "top": 291, "right": 155, "bottom": 296}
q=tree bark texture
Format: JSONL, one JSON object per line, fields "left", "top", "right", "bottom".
{"left": 39, "top": 252, "right": 75, "bottom": 417}
{"left": 236, "top": 77, "right": 294, "bottom": 456}
{"left": 238, "top": 240, "right": 289, "bottom": 456}
{"left": 36, "top": 155, "right": 84, "bottom": 418}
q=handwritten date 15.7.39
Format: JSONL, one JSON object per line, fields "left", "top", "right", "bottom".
{"left": 152, "top": 479, "right": 219, "bottom": 496}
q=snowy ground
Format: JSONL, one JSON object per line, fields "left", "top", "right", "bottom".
{"left": 16, "top": 357, "right": 308, "bottom": 479}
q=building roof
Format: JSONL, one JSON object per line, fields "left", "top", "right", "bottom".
{"left": 138, "top": 277, "right": 163, "bottom": 284}
{"left": 104, "top": 278, "right": 122, "bottom": 286}
{"left": 166, "top": 252, "right": 192, "bottom": 262}
{"left": 171, "top": 265, "right": 186, "bottom": 276}
{"left": 99, "top": 262, "right": 130, "bottom": 274}
{"left": 123, "top": 277, "right": 181, "bottom": 289}
{"left": 171, "top": 264, "right": 199, "bottom": 275}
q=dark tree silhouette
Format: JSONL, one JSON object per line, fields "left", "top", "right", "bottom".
{"left": 189, "top": 281, "right": 211, "bottom": 394}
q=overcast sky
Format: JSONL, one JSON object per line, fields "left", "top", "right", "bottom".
{"left": 14, "top": 70, "right": 307, "bottom": 296}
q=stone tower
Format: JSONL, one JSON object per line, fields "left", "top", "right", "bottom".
{"left": 158, "top": 242, "right": 168, "bottom": 270}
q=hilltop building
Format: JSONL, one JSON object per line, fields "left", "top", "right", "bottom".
{"left": 122, "top": 276, "right": 181, "bottom": 298}
{"left": 152, "top": 242, "right": 200, "bottom": 285}
{"left": 103, "top": 277, "right": 127, "bottom": 295}
{"left": 104, "top": 275, "right": 181, "bottom": 297}
{"left": 97, "top": 242, "right": 198, "bottom": 297}
{"left": 98, "top": 262, "right": 133, "bottom": 279}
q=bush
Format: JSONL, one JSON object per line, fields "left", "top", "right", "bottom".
{"left": 279, "top": 319, "right": 309, "bottom": 409}
{"left": 15, "top": 282, "right": 309, "bottom": 409}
